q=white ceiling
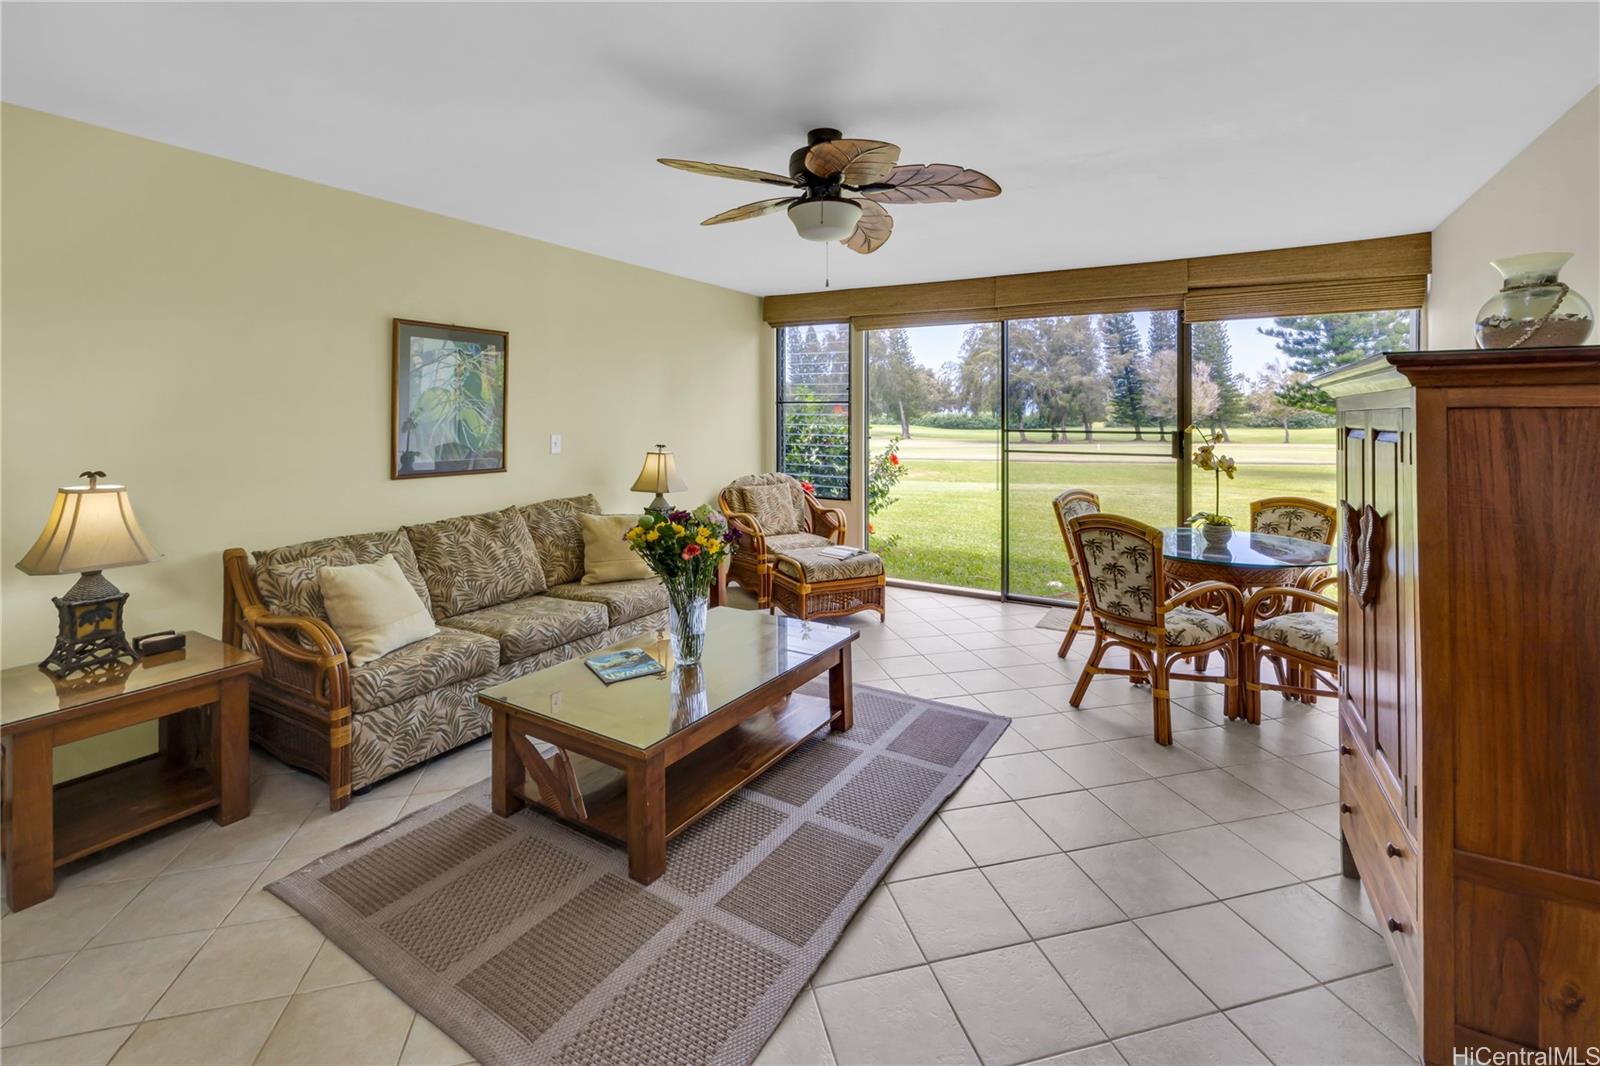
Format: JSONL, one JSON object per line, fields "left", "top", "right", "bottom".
{"left": 4, "top": 3, "right": 1597, "bottom": 297}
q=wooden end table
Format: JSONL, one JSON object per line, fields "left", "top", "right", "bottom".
{"left": 1, "top": 632, "right": 260, "bottom": 910}
{"left": 480, "top": 608, "right": 855, "bottom": 884}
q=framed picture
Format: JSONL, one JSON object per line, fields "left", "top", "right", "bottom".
{"left": 391, "top": 319, "right": 508, "bottom": 479}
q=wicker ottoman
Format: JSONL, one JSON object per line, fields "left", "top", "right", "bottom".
{"left": 769, "top": 547, "right": 887, "bottom": 622}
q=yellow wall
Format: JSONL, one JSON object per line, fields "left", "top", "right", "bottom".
{"left": 1, "top": 105, "right": 767, "bottom": 778}
{"left": 1428, "top": 87, "right": 1599, "bottom": 349}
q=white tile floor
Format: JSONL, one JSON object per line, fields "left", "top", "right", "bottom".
{"left": 0, "top": 587, "right": 1419, "bottom": 1066}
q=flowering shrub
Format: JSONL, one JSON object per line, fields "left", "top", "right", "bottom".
{"left": 866, "top": 438, "right": 909, "bottom": 548}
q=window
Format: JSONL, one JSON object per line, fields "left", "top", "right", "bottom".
{"left": 777, "top": 323, "right": 850, "bottom": 499}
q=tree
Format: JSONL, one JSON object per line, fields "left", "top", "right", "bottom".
{"left": 1248, "top": 359, "right": 1306, "bottom": 443}
{"left": 1100, "top": 313, "right": 1149, "bottom": 439}
{"left": 1259, "top": 311, "right": 1414, "bottom": 414}
{"left": 945, "top": 323, "right": 1001, "bottom": 420}
{"left": 1144, "top": 348, "right": 1217, "bottom": 439}
{"left": 1146, "top": 310, "right": 1179, "bottom": 359}
{"left": 1006, "top": 316, "right": 1105, "bottom": 440}
{"left": 1190, "top": 321, "right": 1244, "bottom": 440}
{"left": 867, "top": 328, "right": 942, "bottom": 438}
{"left": 779, "top": 324, "right": 850, "bottom": 496}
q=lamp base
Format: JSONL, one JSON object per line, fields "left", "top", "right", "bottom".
{"left": 40, "top": 571, "right": 139, "bottom": 678}
{"left": 646, "top": 494, "right": 672, "bottom": 515}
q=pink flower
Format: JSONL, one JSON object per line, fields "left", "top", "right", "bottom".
{"left": 682, "top": 544, "right": 702, "bottom": 559}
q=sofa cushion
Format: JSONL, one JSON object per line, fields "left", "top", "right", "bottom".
{"left": 546, "top": 579, "right": 668, "bottom": 627}
{"left": 763, "top": 532, "right": 833, "bottom": 554}
{"left": 405, "top": 507, "right": 546, "bottom": 620}
{"left": 578, "top": 513, "right": 653, "bottom": 584}
{"left": 350, "top": 628, "right": 500, "bottom": 714}
{"left": 254, "top": 528, "right": 432, "bottom": 620}
{"left": 318, "top": 554, "right": 439, "bottom": 666}
{"left": 520, "top": 494, "right": 603, "bottom": 588}
{"left": 440, "top": 595, "right": 609, "bottom": 664}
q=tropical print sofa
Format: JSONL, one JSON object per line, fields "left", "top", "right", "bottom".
{"left": 222, "top": 495, "right": 668, "bottom": 809}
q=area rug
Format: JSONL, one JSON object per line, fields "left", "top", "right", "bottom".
{"left": 269, "top": 684, "right": 1005, "bottom": 1066}
{"left": 1036, "top": 605, "right": 1075, "bottom": 631}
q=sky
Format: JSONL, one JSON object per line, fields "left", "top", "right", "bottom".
{"left": 890, "top": 314, "right": 1299, "bottom": 384}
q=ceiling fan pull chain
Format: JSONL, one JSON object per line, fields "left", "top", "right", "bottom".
{"left": 824, "top": 240, "right": 831, "bottom": 288}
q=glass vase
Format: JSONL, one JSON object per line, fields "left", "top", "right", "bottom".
{"left": 667, "top": 593, "right": 709, "bottom": 666}
{"left": 1475, "top": 252, "right": 1594, "bottom": 350}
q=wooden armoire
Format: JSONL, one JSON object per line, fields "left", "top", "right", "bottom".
{"left": 1320, "top": 345, "right": 1600, "bottom": 1065}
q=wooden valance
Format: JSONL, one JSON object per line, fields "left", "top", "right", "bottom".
{"left": 761, "top": 232, "right": 1431, "bottom": 328}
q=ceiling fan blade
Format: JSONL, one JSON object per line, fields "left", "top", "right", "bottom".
{"left": 700, "top": 197, "right": 800, "bottom": 225}
{"left": 804, "top": 139, "right": 902, "bottom": 186}
{"left": 841, "top": 199, "right": 893, "bottom": 255}
{"left": 860, "top": 163, "right": 1002, "bottom": 204}
{"left": 658, "top": 158, "right": 799, "bottom": 188}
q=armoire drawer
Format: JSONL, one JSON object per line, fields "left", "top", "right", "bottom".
{"left": 1339, "top": 773, "right": 1423, "bottom": 997}
{"left": 1339, "top": 719, "right": 1419, "bottom": 918}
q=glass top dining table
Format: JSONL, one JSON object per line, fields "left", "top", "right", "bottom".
{"left": 1161, "top": 527, "right": 1333, "bottom": 570}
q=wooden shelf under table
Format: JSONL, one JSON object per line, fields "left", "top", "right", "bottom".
{"left": 518, "top": 691, "right": 838, "bottom": 844}
{"left": 52, "top": 756, "right": 219, "bottom": 867}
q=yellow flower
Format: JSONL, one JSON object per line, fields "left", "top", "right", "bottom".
{"left": 671, "top": 524, "right": 685, "bottom": 535}
{"left": 646, "top": 530, "right": 660, "bottom": 542}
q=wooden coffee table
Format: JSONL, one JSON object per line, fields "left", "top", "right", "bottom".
{"left": 479, "top": 607, "right": 856, "bottom": 884}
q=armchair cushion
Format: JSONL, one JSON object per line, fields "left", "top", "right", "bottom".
{"left": 734, "top": 484, "right": 802, "bottom": 535}
{"left": 546, "top": 579, "right": 668, "bottom": 626}
{"left": 763, "top": 532, "right": 833, "bottom": 553}
{"left": 350, "top": 628, "right": 500, "bottom": 713}
{"left": 1255, "top": 611, "right": 1338, "bottom": 659}
{"left": 406, "top": 507, "right": 546, "bottom": 620}
{"left": 440, "top": 595, "right": 608, "bottom": 664}
{"left": 1107, "top": 606, "right": 1230, "bottom": 647}
{"left": 254, "top": 528, "right": 433, "bottom": 621}
{"left": 773, "top": 547, "right": 884, "bottom": 583}
{"left": 521, "top": 494, "right": 603, "bottom": 588}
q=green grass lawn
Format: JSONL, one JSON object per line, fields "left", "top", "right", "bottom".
{"left": 867, "top": 424, "right": 1336, "bottom": 597}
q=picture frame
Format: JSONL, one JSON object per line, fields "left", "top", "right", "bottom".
{"left": 391, "top": 318, "right": 508, "bottom": 479}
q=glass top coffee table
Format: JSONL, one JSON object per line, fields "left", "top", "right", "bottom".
{"left": 478, "top": 607, "right": 857, "bottom": 884}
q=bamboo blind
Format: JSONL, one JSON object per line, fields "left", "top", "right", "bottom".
{"left": 761, "top": 232, "right": 1431, "bottom": 327}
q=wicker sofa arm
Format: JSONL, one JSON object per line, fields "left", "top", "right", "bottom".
{"left": 222, "top": 548, "right": 350, "bottom": 710}
{"left": 804, "top": 496, "right": 848, "bottom": 544}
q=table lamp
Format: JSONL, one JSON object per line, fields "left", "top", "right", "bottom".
{"left": 15, "top": 471, "right": 161, "bottom": 676}
{"left": 630, "top": 444, "right": 686, "bottom": 514}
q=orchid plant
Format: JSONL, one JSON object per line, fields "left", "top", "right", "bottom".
{"left": 1185, "top": 426, "right": 1238, "bottom": 528}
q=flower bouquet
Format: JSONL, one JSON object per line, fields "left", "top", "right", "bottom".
{"left": 624, "top": 506, "right": 736, "bottom": 665}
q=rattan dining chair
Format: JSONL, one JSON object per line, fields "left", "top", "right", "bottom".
{"left": 1064, "top": 512, "right": 1244, "bottom": 744}
{"left": 1051, "top": 488, "right": 1100, "bottom": 657}
{"left": 1250, "top": 496, "right": 1338, "bottom": 545}
{"left": 1242, "top": 573, "right": 1339, "bottom": 723}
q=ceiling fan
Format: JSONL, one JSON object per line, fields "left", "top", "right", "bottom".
{"left": 658, "top": 128, "right": 1000, "bottom": 254}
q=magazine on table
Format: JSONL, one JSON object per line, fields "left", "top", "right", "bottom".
{"left": 585, "top": 648, "right": 665, "bottom": 684}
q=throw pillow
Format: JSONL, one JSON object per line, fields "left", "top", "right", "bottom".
{"left": 737, "top": 484, "right": 801, "bottom": 534}
{"left": 579, "top": 513, "right": 653, "bottom": 584}
{"left": 318, "top": 554, "right": 439, "bottom": 666}
{"left": 404, "top": 506, "right": 547, "bottom": 619}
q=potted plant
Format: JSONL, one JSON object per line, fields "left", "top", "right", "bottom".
{"left": 624, "top": 506, "right": 736, "bottom": 666}
{"left": 1185, "top": 427, "right": 1238, "bottom": 548}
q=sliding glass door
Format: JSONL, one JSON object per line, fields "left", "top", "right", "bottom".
{"left": 864, "top": 322, "right": 1002, "bottom": 592}
{"left": 1004, "top": 311, "right": 1182, "bottom": 599}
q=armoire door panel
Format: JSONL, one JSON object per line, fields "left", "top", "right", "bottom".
{"left": 1339, "top": 422, "right": 1373, "bottom": 748}
{"left": 1370, "top": 425, "right": 1407, "bottom": 814}
{"left": 1446, "top": 407, "right": 1600, "bottom": 879}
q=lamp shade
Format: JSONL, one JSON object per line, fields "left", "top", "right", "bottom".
{"left": 15, "top": 479, "right": 161, "bottom": 576}
{"left": 630, "top": 446, "right": 687, "bottom": 494}
{"left": 788, "top": 198, "right": 863, "bottom": 242}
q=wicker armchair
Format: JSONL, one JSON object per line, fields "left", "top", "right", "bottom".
{"left": 1064, "top": 513, "right": 1244, "bottom": 744}
{"left": 1242, "top": 573, "right": 1339, "bottom": 723}
{"left": 717, "top": 473, "right": 846, "bottom": 608}
{"left": 222, "top": 548, "right": 356, "bottom": 809}
{"left": 1050, "top": 488, "right": 1101, "bottom": 657}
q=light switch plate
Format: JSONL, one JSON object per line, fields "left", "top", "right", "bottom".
{"left": 550, "top": 433, "right": 562, "bottom": 454}
{"left": 550, "top": 690, "right": 563, "bottom": 712}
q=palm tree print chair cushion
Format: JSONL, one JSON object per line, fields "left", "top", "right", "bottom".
{"left": 1051, "top": 489, "right": 1100, "bottom": 658}
{"left": 1250, "top": 496, "right": 1337, "bottom": 544}
{"left": 1064, "top": 512, "right": 1245, "bottom": 744}
{"left": 1252, "top": 611, "right": 1337, "bottom": 660}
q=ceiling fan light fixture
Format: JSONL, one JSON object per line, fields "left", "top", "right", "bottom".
{"left": 787, "top": 197, "right": 862, "bottom": 242}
